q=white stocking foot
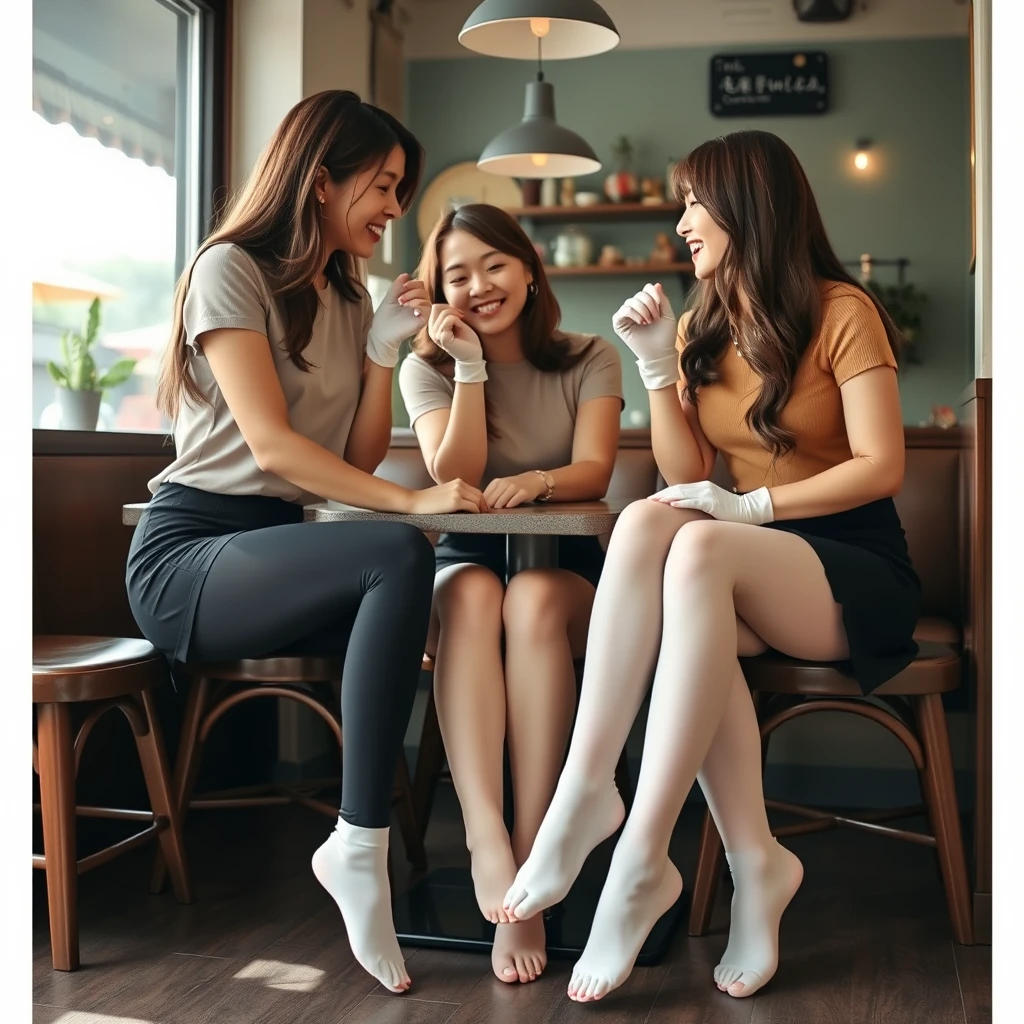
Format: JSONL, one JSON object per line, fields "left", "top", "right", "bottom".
{"left": 714, "top": 841, "right": 803, "bottom": 999}
{"left": 503, "top": 773, "right": 625, "bottom": 921}
{"left": 311, "top": 822, "right": 410, "bottom": 993}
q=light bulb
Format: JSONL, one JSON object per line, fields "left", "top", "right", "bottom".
{"left": 530, "top": 17, "right": 551, "bottom": 37}
{"left": 530, "top": 153, "right": 549, "bottom": 168}
{"left": 854, "top": 151, "right": 869, "bottom": 171}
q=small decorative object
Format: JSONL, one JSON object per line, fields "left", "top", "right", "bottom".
{"left": 574, "top": 191, "right": 601, "bottom": 207}
{"left": 46, "top": 297, "right": 136, "bottom": 431}
{"left": 533, "top": 241, "right": 548, "bottom": 264}
{"left": 551, "top": 226, "right": 594, "bottom": 268}
{"left": 640, "top": 177, "right": 666, "bottom": 205}
{"left": 603, "top": 135, "right": 639, "bottom": 203}
{"left": 560, "top": 177, "right": 576, "bottom": 206}
{"left": 521, "top": 179, "right": 542, "bottom": 206}
{"left": 649, "top": 232, "right": 678, "bottom": 265}
{"left": 599, "top": 244, "right": 625, "bottom": 267}
{"left": 540, "top": 177, "right": 559, "bottom": 207}
{"left": 924, "top": 405, "right": 958, "bottom": 429}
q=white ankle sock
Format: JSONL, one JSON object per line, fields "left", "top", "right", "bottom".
{"left": 503, "top": 772, "right": 625, "bottom": 921}
{"left": 714, "top": 841, "right": 803, "bottom": 998}
{"left": 311, "top": 820, "right": 410, "bottom": 993}
{"left": 568, "top": 851, "right": 683, "bottom": 1002}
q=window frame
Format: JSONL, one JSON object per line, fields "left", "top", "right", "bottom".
{"left": 33, "top": 0, "right": 233, "bottom": 454}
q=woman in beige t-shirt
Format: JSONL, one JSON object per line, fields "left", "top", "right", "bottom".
{"left": 398, "top": 204, "right": 623, "bottom": 986}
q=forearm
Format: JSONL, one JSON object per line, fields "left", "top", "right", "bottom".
{"left": 259, "top": 428, "right": 413, "bottom": 512}
{"left": 649, "top": 386, "right": 706, "bottom": 485}
{"left": 543, "top": 461, "right": 613, "bottom": 502}
{"left": 767, "top": 454, "right": 903, "bottom": 520}
{"left": 431, "top": 383, "right": 488, "bottom": 485}
{"left": 344, "top": 361, "right": 396, "bottom": 473}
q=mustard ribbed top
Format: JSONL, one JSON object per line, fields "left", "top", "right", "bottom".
{"left": 676, "top": 281, "right": 898, "bottom": 492}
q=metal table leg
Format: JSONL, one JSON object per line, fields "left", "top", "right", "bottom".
{"left": 506, "top": 534, "right": 558, "bottom": 580}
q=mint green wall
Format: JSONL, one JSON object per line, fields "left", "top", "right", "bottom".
{"left": 399, "top": 38, "right": 971, "bottom": 427}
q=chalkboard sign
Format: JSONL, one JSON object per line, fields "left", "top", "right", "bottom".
{"left": 710, "top": 52, "right": 829, "bottom": 117}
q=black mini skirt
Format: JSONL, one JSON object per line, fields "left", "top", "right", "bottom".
{"left": 764, "top": 497, "right": 922, "bottom": 694}
{"left": 433, "top": 532, "right": 605, "bottom": 589}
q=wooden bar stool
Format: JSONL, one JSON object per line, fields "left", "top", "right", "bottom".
{"left": 149, "top": 656, "right": 426, "bottom": 893}
{"left": 33, "top": 635, "right": 193, "bottom": 971}
{"left": 687, "top": 641, "right": 974, "bottom": 946}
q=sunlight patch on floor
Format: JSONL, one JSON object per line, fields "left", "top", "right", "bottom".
{"left": 232, "top": 958, "right": 325, "bottom": 993}
{"left": 48, "top": 1013, "right": 155, "bottom": 1024}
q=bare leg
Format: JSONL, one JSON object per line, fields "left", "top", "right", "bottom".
{"left": 504, "top": 500, "right": 707, "bottom": 920}
{"left": 567, "top": 520, "right": 848, "bottom": 1002}
{"left": 427, "top": 564, "right": 516, "bottom": 924}
{"left": 489, "top": 569, "right": 594, "bottom": 984}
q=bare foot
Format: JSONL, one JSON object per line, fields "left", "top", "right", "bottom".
{"left": 469, "top": 837, "right": 519, "bottom": 924}
{"left": 491, "top": 915, "right": 547, "bottom": 984}
{"left": 714, "top": 842, "right": 804, "bottom": 998}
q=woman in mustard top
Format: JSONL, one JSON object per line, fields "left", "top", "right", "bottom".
{"left": 502, "top": 130, "right": 922, "bottom": 1003}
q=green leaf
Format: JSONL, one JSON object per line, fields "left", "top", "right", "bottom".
{"left": 46, "top": 361, "right": 68, "bottom": 387}
{"left": 85, "top": 297, "right": 101, "bottom": 347}
{"left": 58, "top": 330, "right": 70, "bottom": 371}
{"left": 96, "top": 358, "right": 136, "bottom": 390}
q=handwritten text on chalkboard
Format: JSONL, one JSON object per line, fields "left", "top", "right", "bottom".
{"left": 710, "top": 53, "right": 829, "bottom": 117}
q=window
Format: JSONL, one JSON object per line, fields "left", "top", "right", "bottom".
{"left": 31, "top": 0, "right": 225, "bottom": 433}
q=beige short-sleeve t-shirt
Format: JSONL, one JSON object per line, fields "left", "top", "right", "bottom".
{"left": 398, "top": 332, "right": 623, "bottom": 484}
{"left": 149, "top": 243, "right": 372, "bottom": 504}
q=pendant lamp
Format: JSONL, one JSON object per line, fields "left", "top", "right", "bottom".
{"left": 460, "top": 0, "right": 619, "bottom": 61}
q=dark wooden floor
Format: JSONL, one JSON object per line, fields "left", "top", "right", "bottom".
{"left": 33, "top": 788, "right": 990, "bottom": 1024}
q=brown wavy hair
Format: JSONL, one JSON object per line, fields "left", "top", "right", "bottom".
{"left": 672, "top": 130, "right": 901, "bottom": 459}
{"left": 157, "top": 90, "right": 423, "bottom": 420}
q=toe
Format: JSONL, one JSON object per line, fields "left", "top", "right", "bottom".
{"left": 728, "top": 969, "right": 763, "bottom": 998}
{"left": 498, "top": 963, "right": 517, "bottom": 984}
{"left": 503, "top": 884, "right": 524, "bottom": 913}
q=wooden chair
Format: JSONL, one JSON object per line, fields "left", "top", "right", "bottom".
{"left": 33, "top": 635, "right": 193, "bottom": 971}
{"left": 411, "top": 654, "right": 634, "bottom": 842}
{"left": 687, "top": 640, "right": 974, "bottom": 946}
{"left": 149, "top": 656, "right": 425, "bottom": 893}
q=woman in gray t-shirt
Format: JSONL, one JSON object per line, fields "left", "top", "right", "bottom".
{"left": 397, "top": 204, "right": 623, "bottom": 986}
{"left": 126, "top": 91, "right": 488, "bottom": 997}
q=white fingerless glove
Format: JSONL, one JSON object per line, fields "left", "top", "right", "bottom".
{"left": 611, "top": 283, "right": 681, "bottom": 391}
{"left": 366, "top": 276, "right": 422, "bottom": 368}
{"left": 649, "top": 481, "right": 774, "bottom": 526}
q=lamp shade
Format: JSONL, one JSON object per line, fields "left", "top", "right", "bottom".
{"left": 460, "top": 0, "right": 619, "bottom": 61}
{"left": 477, "top": 80, "right": 601, "bottom": 179}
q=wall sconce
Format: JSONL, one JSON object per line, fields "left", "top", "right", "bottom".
{"left": 853, "top": 138, "right": 872, "bottom": 172}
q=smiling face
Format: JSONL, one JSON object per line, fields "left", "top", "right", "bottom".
{"left": 676, "top": 187, "right": 731, "bottom": 280}
{"left": 439, "top": 229, "right": 533, "bottom": 338}
{"left": 317, "top": 145, "right": 406, "bottom": 260}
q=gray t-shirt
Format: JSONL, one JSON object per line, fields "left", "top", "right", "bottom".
{"left": 149, "top": 243, "right": 372, "bottom": 504}
{"left": 398, "top": 332, "right": 623, "bottom": 484}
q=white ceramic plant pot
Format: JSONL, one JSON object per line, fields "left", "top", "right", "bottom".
{"left": 56, "top": 389, "right": 102, "bottom": 431}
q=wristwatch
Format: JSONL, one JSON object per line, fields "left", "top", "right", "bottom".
{"left": 534, "top": 469, "right": 555, "bottom": 502}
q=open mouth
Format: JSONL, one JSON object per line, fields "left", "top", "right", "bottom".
{"left": 367, "top": 223, "right": 385, "bottom": 241}
{"left": 689, "top": 240, "right": 705, "bottom": 258}
{"left": 471, "top": 298, "right": 505, "bottom": 317}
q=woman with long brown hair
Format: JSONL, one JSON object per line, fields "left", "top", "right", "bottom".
{"left": 126, "top": 90, "right": 487, "bottom": 994}
{"left": 398, "top": 204, "right": 622, "bottom": 984}
{"left": 503, "top": 130, "right": 922, "bottom": 1002}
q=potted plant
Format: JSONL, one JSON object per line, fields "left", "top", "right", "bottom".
{"left": 46, "top": 297, "right": 136, "bottom": 430}
{"left": 866, "top": 280, "right": 927, "bottom": 365}
{"left": 604, "top": 136, "right": 640, "bottom": 203}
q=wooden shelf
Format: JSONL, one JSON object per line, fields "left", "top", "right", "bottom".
{"left": 507, "top": 202, "right": 681, "bottom": 222}
{"left": 545, "top": 262, "right": 694, "bottom": 277}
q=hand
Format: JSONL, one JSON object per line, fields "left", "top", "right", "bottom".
{"left": 366, "top": 274, "right": 428, "bottom": 368}
{"left": 427, "top": 304, "right": 488, "bottom": 384}
{"left": 484, "top": 471, "right": 546, "bottom": 510}
{"left": 648, "top": 481, "right": 774, "bottom": 526}
{"left": 612, "top": 283, "right": 681, "bottom": 390}
{"left": 407, "top": 478, "right": 489, "bottom": 515}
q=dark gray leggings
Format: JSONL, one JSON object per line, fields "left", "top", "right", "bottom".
{"left": 188, "top": 520, "right": 435, "bottom": 828}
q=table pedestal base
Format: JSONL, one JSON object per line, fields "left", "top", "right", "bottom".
{"left": 393, "top": 866, "right": 688, "bottom": 964}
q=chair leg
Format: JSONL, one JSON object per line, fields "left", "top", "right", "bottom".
{"left": 915, "top": 693, "right": 974, "bottom": 945}
{"left": 151, "top": 676, "right": 210, "bottom": 893}
{"left": 135, "top": 689, "right": 194, "bottom": 904}
{"left": 393, "top": 752, "right": 427, "bottom": 871}
{"left": 36, "top": 702, "right": 79, "bottom": 971}
{"left": 411, "top": 685, "right": 445, "bottom": 840}
{"left": 688, "top": 808, "right": 725, "bottom": 936}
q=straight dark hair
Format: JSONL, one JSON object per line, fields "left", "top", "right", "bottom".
{"left": 672, "top": 129, "right": 902, "bottom": 459}
{"left": 157, "top": 90, "right": 424, "bottom": 419}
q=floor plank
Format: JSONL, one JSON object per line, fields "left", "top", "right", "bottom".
{"left": 953, "top": 944, "right": 992, "bottom": 1024}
